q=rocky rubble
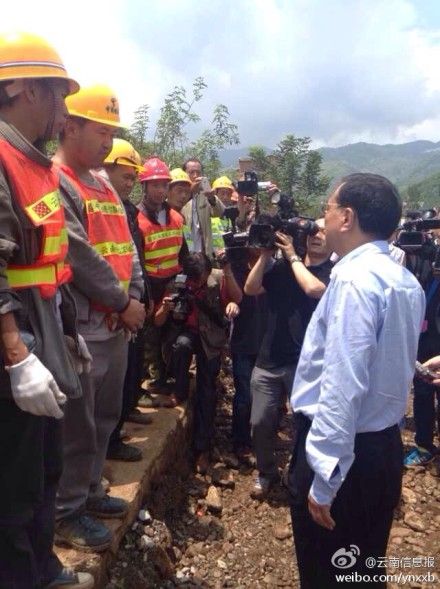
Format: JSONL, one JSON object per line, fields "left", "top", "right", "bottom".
{"left": 106, "top": 377, "right": 440, "bottom": 588}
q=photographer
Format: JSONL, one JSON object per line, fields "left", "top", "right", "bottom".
{"left": 181, "top": 158, "right": 225, "bottom": 258}
{"left": 154, "top": 252, "right": 241, "bottom": 473}
{"left": 393, "top": 211, "right": 440, "bottom": 467}
{"left": 245, "top": 216, "right": 332, "bottom": 499}
{"left": 404, "top": 270, "right": 440, "bottom": 466}
{"left": 229, "top": 248, "right": 268, "bottom": 462}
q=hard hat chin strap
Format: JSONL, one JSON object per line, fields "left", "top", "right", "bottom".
{"left": 41, "top": 82, "right": 58, "bottom": 145}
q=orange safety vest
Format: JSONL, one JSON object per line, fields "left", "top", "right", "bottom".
{"left": 0, "top": 139, "right": 71, "bottom": 299}
{"left": 60, "top": 166, "right": 134, "bottom": 305}
{"left": 138, "top": 208, "right": 183, "bottom": 279}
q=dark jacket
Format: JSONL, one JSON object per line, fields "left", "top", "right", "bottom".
{"left": 162, "top": 269, "right": 228, "bottom": 362}
{"left": 0, "top": 119, "right": 81, "bottom": 398}
{"left": 123, "top": 199, "right": 152, "bottom": 305}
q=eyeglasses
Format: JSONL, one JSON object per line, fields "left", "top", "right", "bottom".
{"left": 321, "top": 202, "right": 343, "bottom": 214}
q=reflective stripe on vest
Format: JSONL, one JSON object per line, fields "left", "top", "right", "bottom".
{"left": 138, "top": 208, "right": 183, "bottom": 278}
{"left": 85, "top": 199, "right": 125, "bottom": 216}
{"left": 60, "top": 166, "right": 134, "bottom": 306}
{"left": 0, "top": 139, "right": 72, "bottom": 299}
{"left": 6, "top": 262, "right": 70, "bottom": 290}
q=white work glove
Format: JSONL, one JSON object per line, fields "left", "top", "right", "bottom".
{"left": 65, "top": 335, "right": 93, "bottom": 375}
{"left": 7, "top": 353, "right": 66, "bottom": 418}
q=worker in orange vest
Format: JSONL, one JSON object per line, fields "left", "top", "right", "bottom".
{"left": 53, "top": 85, "right": 146, "bottom": 552}
{"left": 101, "top": 139, "right": 154, "bottom": 459}
{"left": 0, "top": 32, "right": 94, "bottom": 589}
{"left": 137, "top": 158, "right": 187, "bottom": 393}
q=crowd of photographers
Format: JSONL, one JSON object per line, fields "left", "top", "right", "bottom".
{"left": 1, "top": 32, "right": 440, "bottom": 589}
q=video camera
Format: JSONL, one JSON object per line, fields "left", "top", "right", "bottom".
{"left": 223, "top": 171, "right": 319, "bottom": 259}
{"left": 396, "top": 217, "right": 440, "bottom": 259}
{"left": 248, "top": 215, "right": 319, "bottom": 257}
{"left": 169, "top": 274, "right": 193, "bottom": 323}
{"left": 396, "top": 213, "right": 440, "bottom": 286}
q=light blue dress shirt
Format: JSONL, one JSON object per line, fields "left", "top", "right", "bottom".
{"left": 290, "top": 241, "right": 425, "bottom": 505}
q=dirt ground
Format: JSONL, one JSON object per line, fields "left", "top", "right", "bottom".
{"left": 106, "top": 373, "right": 440, "bottom": 588}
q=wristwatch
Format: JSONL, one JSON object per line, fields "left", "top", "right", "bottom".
{"left": 289, "top": 255, "right": 302, "bottom": 264}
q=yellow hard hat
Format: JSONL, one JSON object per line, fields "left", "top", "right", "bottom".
{"left": 0, "top": 31, "right": 79, "bottom": 95}
{"left": 169, "top": 168, "right": 191, "bottom": 186}
{"left": 104, "top": 138, "right": 142, "bottom": 171}
{"left": 212, "top": 176, "right": 233, "bottom": 191}
{"left": 66, "top": 84, "right": 124, "bottom": 128}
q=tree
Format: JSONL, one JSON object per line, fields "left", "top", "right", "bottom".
{"left": 246, "top": 134, "right": 329, "bottom": 215}
{"left": 129, "top": 104, "right": 150, "bottom": 153}
{"left": 125, "top": 77, "right": 240, "bottom": 179}
{"left": 153, "top": 77, "right": 207, "bottom": 167}
{"left": 248, "top": 146, "right": 273, "bottom": 179}
{"left": 190, "top": 104, "right": 240, "bottom": 179}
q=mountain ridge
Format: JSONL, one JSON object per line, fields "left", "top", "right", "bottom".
{"left": 219, "top": 140, "right": 440, "bottom": 197}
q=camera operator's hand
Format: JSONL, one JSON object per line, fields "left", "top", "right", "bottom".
{"left": 119, "top": 298, "right": 146, "bottom": 333}
{"left": 275, "top": 231, "right": 297, "bottom": 259}
{"left": 154, "top": 296, "right": 176, "bottom": 327}
{"left": 267, "top": 183, "right": 280, "bottom": 198}
{"left": 226, "top": 302, "right": 240, "bottom": 320}
{"left": 162, "top": 297, "right": 176, "bottom": 313}
{"left": 422, "top": 356, "right": 440, "bottom": 386}
{"left": 216, "top": 249, "right": 230, "bottom": 269}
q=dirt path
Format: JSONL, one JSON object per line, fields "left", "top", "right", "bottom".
{"left": 106, "top": 375, "right": 440, "bottom": 588}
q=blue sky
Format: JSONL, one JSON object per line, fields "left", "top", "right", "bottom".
{"left": 4, "top": 0, "right": 440, "bottom": 147}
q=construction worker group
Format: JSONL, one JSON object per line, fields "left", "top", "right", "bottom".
{"left": 0, "top": 31, "right": 245, "bottom": 589}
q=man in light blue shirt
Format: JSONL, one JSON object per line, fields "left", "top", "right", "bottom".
{"left": 288, "top": 173, "right": 425, "bottom": 589}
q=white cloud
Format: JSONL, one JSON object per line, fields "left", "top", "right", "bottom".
{"left": 2, "top": 0, "right": 440, "bottom": 146}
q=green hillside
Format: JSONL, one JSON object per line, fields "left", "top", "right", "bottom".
{"left": 220, "top": 140, "right": 440, "bottom": 206}
{"left": 318, "top": 140, "right": 440, "bottom": 188}
{"left": 401, "top": 172, "right": 440, "bottom": 208}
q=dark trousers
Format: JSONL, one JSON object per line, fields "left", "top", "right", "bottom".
{"left": 110, "top": 329, "right": 146, "bottom": 445}
{"left": 413, "top": 378, "right": 440, "bottom": 452}
{"left": 413, "top": 335, "right": 440, "bottom": 452}
{"left": 170, "top": 330, "right": 221, "bottom": 452}
{"left": 288, "top": 413, "right": 403, "bottom": 589}
{"left": 0, "top": 401, "right": 63, "bottom": 589}
{"left": 231, "top": 353, "right": 257, "bottom": 449}
{"left": 171, "top": 331, "right": 197, "bottom": 402}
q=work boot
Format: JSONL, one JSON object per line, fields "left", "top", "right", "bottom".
{"left": 106, "top": 441, "right": 142, "bottom": 462}
{"left": 138, "top": 393, "right": 160, "bottom": 408}
{"left": 126, "top": 408, "right": 153, "bottom": 425}
{"left": 47, "top": 567, "right": 94, "bottom": 588}
{"left": 86, "top": 494, "right": 128, "bottom": 519}
{"left": 55, "top": 514, "right": 111, "bottom": 552}
{"left": 235, "top": 446, "right": 255, "bottom": 466}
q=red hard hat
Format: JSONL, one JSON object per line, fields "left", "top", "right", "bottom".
{"left": 139, "top": 157, "right": 171, "bottom": 183}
